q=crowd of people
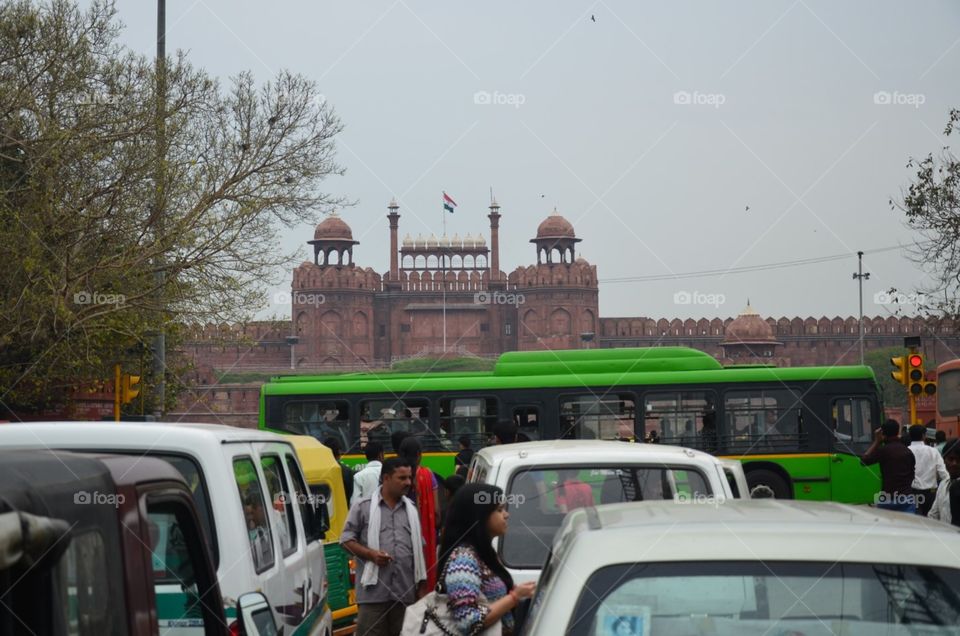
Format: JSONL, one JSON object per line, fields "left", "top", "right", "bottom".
{"left": 861, "top": 421, "right": 960, "bottom": 525}
{"left": 339, "top": 421, "right": 534, "bottom": 636}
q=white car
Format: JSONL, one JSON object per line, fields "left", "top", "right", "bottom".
{"left": 0, "top": 422, "right": 333, "bottom": 636}
{"left": 521, "top": 499, "right": 960, "bottom": 636}
{"left": 468, "top": 440, "right": 744, "bottom": 584}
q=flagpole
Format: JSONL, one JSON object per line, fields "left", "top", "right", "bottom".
{"left": 441, "top": 194, "right": 446, "bottom": 354}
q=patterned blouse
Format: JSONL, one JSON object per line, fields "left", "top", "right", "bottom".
{"left": 442, "top": 544, "right": 513, "bottom": 635}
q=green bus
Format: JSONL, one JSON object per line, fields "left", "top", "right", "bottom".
{"left": 259, "top": 347, "right": 883, "bottom": 503}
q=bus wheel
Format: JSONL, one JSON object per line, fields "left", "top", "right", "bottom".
{"left": 747, "top": 469, "right": 791, "bottom": 499}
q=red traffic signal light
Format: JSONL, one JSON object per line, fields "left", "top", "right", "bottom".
{"left": 909, "top": 354, "right": 923, "bottom": 368}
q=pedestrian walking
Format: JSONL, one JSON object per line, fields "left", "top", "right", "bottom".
{"left": 398, "top": 436, "right": 439, "bottom": 594}
{"left": 862, "top": 420, "right": 916, "bottom": 513}
{"left": 324, "top": 437, "right": 355, "bottom": 503}
{"left": 435, "top": 483, "right": 536, "bottom": 635}
{"left": 929, "top": 438, "right": 960, "bottom": 527}
{"left": 907, "top": 424, "right": 948, "bottom": 516}
{"left": 342, "top": 457, "right": 427, "bottom": 636}
{"left": 352, "top": 441, "right": 385, "bottom": 507}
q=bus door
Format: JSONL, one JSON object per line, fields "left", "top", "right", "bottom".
{"left": 512, "top": 405, "right": 541, "bottom": 441}
{"left": 829, "top": 396, "right": 879, "bottom": 504}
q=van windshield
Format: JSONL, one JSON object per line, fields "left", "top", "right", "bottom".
{"left": 502, "top": 465, "right": 710, "bottom": 569}
{"left": 566, "top": 561, "right": 960, "bottom": 636}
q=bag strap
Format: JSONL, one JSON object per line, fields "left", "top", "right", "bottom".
{"left": 423, "top": 606, "right": 459, "bottom": 636}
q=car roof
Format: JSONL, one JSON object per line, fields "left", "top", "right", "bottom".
{"left": 0, "top": 421, "right": 291, "bottom": 452}
{"left": 558, "top": 500, "right": 960, "bottom": 567}
{"left": 476, "top": 440, "right": 721, "bottom": 467}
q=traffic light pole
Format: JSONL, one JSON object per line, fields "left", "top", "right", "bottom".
{"left": 114, "top": 363, "right": 121, "bottom": 422}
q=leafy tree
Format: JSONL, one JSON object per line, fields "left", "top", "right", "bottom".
{"left": 892, "top": 108, "right": 960, "bottom": 319}
{"left": 0, "top": 0, "right": 344, "bottom": 415}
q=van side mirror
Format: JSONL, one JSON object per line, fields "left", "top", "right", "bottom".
{"left": 236, "top": 592, "right": 278, "bottom": 636}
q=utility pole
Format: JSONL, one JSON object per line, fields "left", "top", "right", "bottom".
{"left": 852, "top": 251, "right": 870, "bottom": 365}
{"left": 152, "top": 0, "right": 167, "bottom": 417}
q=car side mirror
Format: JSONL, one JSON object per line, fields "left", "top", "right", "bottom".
{"left": 236, "top": 592, "right": 278, "bottom": 636}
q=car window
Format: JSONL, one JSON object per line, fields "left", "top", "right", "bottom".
{"left": 283, "top": 451, "right": 324, "bottom": 543}
{"left": 56, "top": 529, "right": 119, "bottom": 635}
{"left": 502, "top": 465, "right": 711, "bottom": 569}
{"left": 261, "top": 454, "right": 297, "bottom": 555}
{"left": 151, "top": 453, "right": 218, "bottom": 568}
{"left": 234, "top": 457, "right": 275, "bottom": 572}
{"left": 147, "top": 501, "right": 206, "bottom": 632}
{"left": 567, "top": 561, "right": 960, "bottom": 636}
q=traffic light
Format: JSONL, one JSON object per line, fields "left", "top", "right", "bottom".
{"left": 120, "top": 374, "right": 141, "bottom": 404}
{"left": 906, "top": 354, "right": 937, "bottom": 398}
{"left": 890, "top": 356, "right": 908, "bottom": 386}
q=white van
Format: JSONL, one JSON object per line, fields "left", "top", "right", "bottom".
{"left": 0, "top": 422, "right": 332, "bottom": 636}
{"left": 468, "top": 440, "right": 742, "bottom": 584}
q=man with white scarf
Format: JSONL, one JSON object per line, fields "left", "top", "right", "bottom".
{"left": 342, "top": 456, "right": 427, "bottom": 636}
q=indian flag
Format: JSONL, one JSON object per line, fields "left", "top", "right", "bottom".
{"left": 442, "top": 191, "right": 457, "bottom": 214}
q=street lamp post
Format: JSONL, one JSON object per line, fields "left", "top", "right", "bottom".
{"left": 852, "top": 251, "right": 870, "bottom": 365}
{"left": 286, "top": 336, "right": 300, "bottom": 370}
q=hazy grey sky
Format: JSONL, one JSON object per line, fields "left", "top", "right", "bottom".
{"left": 103, "top": 0, "right": 960, "bottom": 320}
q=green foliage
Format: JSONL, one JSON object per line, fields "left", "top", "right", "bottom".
{"left": 0, "top": 0, "right": 343, "bottom": 415}
{"left": 864, "top": 346, "right": 908, "bottom": 408}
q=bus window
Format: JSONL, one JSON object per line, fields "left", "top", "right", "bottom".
{"left": 439, "top": 397, "right": 498, "bottom": 448}
{"left": 724, "top": 389, "right": 802, "bottom": 452}
{"left": 282, "top": 400, "right": 352, "bottom": 452}
{"left": 832, "top": 398, "right": 873, "bottom": 445}
{"left": 560, "top": 394, "right": 636, "bottom": 441}
{"left": 512, "top": 406, "right": 541, "bottom": 441}
{"left": 361, "top": 397, "right": 432, "bottom": 451}
{"left": 938, "top": 368, "right": 960, "bottom": 417}
{"left": 644, "top": 392, "right": 714, "bottom": 448}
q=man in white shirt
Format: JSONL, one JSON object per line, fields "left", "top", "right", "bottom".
{"left": 908, "top": 425, "right": 948, "bottom": 516}
{"left": 351, "top": 441, "right": 384, "bottom": 508}
{"left": 929, "top": 438, "right": 960, "bottom": 527}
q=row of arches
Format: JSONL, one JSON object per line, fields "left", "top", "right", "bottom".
{"left": 601, "top": 316, "right": 948, "bottom": 338}
{"left": 401, "top": 254, "right": 488, "bottom": 271}
{"left": 518, "top": 307, "right": 597, "bottom": 338}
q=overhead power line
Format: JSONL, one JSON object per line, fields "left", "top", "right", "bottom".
{"left": 599, "top": 245, "right": 905, "bottom": 284}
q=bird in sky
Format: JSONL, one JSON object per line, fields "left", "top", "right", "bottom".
{"left": 745, "top": 205, "right": 750, "bottom": 211}
{"left": 590, "top": 14, "right": 596, "bottom": 22}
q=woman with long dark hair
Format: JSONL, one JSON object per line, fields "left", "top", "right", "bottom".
{"left": 437, "top": 483, "right": 536, "bottom": 635}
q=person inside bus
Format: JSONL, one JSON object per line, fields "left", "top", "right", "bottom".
{"left": 928, "top": 438, "right": 960, "bottom": 527}
{"left": 700, "top": 412, "right": 718, "bottom": 452}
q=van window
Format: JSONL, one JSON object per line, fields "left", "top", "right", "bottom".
{"left": 282, "top": 399, "right": 353, "bottom": 452}
{"left": 262, "top": 455, "right": 297, "bottom": 555}
{"left": 502, "top": 465, "right": 710, "bottom": 569}
{"left": 147, "top": 503, "right": 206, "bottom": 629}
{"left": 560, "top": 393, "right": 636, "bottom": 440}
{"left": 725, "top": 389, "right": 803, "bottom": 452}
{"left": 284, "top": 453, "right": 324, "bottom": 543}
{"left": 56, "top": 529, "right": 118, "bottom": 635}
{"left": 234, "top": 457, "right": 275, "bottom": 572}
{"left": 152, "top": 453, "right": 218, "bottom": 568}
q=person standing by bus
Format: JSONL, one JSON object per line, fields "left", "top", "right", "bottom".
{"left": 862, "top": 420, "right": 916, "bottom": 513}
{"left": 398, "top": 436, "right": 439, "bottom": 593}
{"left": 908, "top": 424, "right": 948, "bottom": 516}
{"left": 929, "top": 439, "right": 960, "bottom": 527}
